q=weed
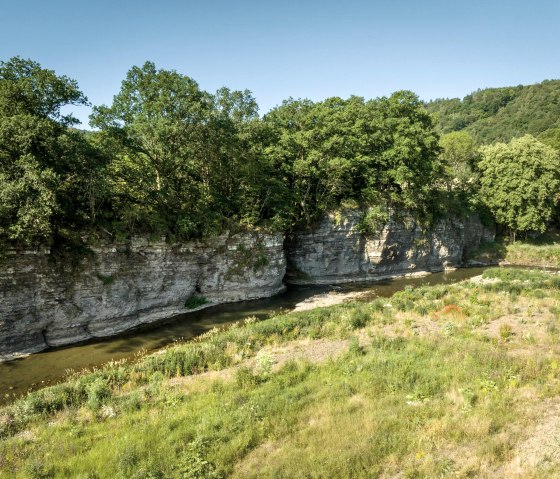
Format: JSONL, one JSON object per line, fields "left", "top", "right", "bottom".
{"left": 347, "top": 336, "right": 364, "bottom": 356}
{"left": 347, "top": 307, "right": 369, "bottom": 329}
{"left": 185, "top": 295, "right": 209, "bottom": 309}
{"left": 499, "top": 324, "right": 514, "bottom": 341}
{"left": 235, "top": 366, "right": 259, "bottom": 388}
{"left": 86, "top": 378, "right": 112, "bottom": 410}
{"left": 254, "top": 349, "right": 274, "bottom": 376}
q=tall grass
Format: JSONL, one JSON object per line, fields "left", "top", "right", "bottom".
{"left": 1, "top": 267, "right": 560, "bottom": 477}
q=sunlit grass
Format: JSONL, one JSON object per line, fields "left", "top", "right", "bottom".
{"left": 1, "top": 267, "right": 560, "bottom": 478}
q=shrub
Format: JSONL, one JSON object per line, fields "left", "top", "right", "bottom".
{"left": 370, "top": 298, "right": 385, "bottom": 312}
{"left": 347, "top": 336, "right": 364, "bottom": 356}
{"left": 185, "top": 296, "right": 209, "bottom": 309}
{"left": 356, "top": 205, "right": 390, "bottom": 237}
{"left": 255, "top": 350, "right": 274, "bottom": 376}
{"left": 499, "top": 324, "right": 514, "bottom": 341}
{"left": 86, "top": 378, "right": 112, "bottom": 410}
{"left": 347, "top": 307, "right": 369, "bottom": 329}
{"left": 175, "top": 439, "right": 222, "bottom": 479}
{"left": 236, "top": 367, "right": 260, "bottom": 388}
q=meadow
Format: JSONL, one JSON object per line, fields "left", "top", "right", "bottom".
{"left": 1, "top": 267, "right": 559, "bottom": 478}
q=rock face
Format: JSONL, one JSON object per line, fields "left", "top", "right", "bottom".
{"left": 285, "top": 210, "right": 495, "bottom": 285}
{"left": 0, "top": 233, "right": 285, "bottom": 361}
{"left": 0, "top": 210, "right": 495, "bottom": 361}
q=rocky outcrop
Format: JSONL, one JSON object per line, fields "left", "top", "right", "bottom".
{"left": 0, "top": 210, "right": 496, "bottom": 361}
{"left": 0, "top": 233, "right": 285, "bottom": 361}
{"left": 285, "top": 210, "right": 494, "bottom": 285}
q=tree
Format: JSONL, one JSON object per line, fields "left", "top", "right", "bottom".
{"left": 90, "top": 62, "right": 282, "bottom": 238}
{"left": 263, "top": 91, "right": 443, "bottom": 227}
{"left": 90, "top": 61, "right": 217, "bottom": 237}
{"left": 478, "top": 135, "right": 560, "bottom": 240}
{"left": 0, "top": 57, "right": 96, "bottom": 246}
{"left": 538, "top": 127, "right": 560, "bottom": 152}
{"left": 440, "top": 131, "right": 479, "bottom": 188}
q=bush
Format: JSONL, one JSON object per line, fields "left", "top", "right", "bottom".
{"left": 86, "top": 378, "right": 112, "bottom": 410}
{"left": 356, "top": 205, "right": 390, "bottom": 237}
{"left": 236, "top": 367, "right": 260, "bottom": 388}
{"left": 499, "top": 324, "right": 514, "bottom": 341}
{"left": 175, "top": 439, "right": 222, "bottom": 479}
{"left": 255, "top": 350, "right": 275, "bottom": 376}
{"left": 185, "top": 296, "right": 209, "bottom": 309}
{"left": 347, "top": 307, "right": 369, "bottom": 329}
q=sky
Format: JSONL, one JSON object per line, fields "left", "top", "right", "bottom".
{"left": 1, "top": 0, "right": 559, "bottom": 126}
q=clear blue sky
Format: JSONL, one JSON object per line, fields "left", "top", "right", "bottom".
{"left": 2, "top": 0, "right": 559, "bottom": 126}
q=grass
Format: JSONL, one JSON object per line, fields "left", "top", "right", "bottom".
{"left": 470, "top": 233, "right": 560, "bottom": 268}
{"left": 1, "top": 267, "right": 560, "bottom": 478}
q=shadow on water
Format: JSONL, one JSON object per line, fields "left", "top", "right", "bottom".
{"left": 0, "top": 267, "right": 488, "bottom": 404}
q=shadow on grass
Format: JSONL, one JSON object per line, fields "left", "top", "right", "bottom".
{"left": 468, "top": 238, "right": 507, "bottom": 262}
{"left": 469, "top": 230, "right": 560, "bottom": 267}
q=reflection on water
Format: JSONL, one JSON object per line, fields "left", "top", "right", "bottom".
{"left": 0, "top": 267, "right": 487, "bottom": 404}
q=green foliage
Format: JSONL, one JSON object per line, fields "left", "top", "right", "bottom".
{"left": 175, "top": 440, "right": 222, "bottom": 479}
{"left": 426, "top": 80, "right": 560, "bottom": 144}
{"left": 439, "top": 131, "right": 479, "bottom": 189}
{"left": 90, "top": 61, "right": 285, "bottom": 239}
{"left": 2, "top": 267, "right": 560, "bottom": 477}
{"left": 184, "top": 295, "right": 209, "bottom": 309}
{"left": 2, "top": 55, "right": 559, "bottom": 251}
{"left": 86, "top": 378, "right": 112, "bottom": 410}
{"left": 0, "top": 57, "right": 108, "bottom": 247}
{"left": 347, "top": 306, "right": 370, "bottom": 330}
{"left": 538, "top": 127, "right": 560, "bottom": 152}
{"left": 356, "top": 205, "right": 390, "bottom": 236}
{"left": 254, "top": 349, "right": 275, "bottom": 376}
{"left": 264, "top": 92, "right": 444, "bottom": 227}
{"left": 478, "top": 135, "right": 560, "bottom": 237}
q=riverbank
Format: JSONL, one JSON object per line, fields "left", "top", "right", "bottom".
{"left": 468, "top": 234, "right": 560, "bottom": 268}
{"left": 0, "top": 267, "right": 487, "bottom": 404}
{"left": 1, "top": 267, "right": 560, "bottom": 477}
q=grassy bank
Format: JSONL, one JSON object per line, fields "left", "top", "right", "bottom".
{"left": 2, "top": 268, "right": 560, "bottom": 478}
{"left": 470, "top": 234, "right": 560, "bottom": 268}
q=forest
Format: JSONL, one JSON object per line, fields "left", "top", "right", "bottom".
{"left": 1, "top": 57, "right": 560, "bottom": 250}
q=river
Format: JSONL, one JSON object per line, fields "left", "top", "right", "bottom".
{"left": 0, "top": 267, "right": 488, "bottom": 404}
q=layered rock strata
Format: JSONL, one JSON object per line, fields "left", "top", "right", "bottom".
{"left": 285, "top": 211, "right": 494, "bottom": 285}
{"left": 0, "top": 233, "right": 285, "bottom": 360}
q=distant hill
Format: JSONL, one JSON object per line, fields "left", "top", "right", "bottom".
{"left": 425, "top": 80, "right": 560, "bottom": 145}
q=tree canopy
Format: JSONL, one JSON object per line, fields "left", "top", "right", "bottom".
{"left": 263, "top": 92, "right": 443, "bottom": 225}
{"left": 0, "top": 57, "right": 103, "bottom": 246}
{"left": 426, "top": 80, "right": 560, "bottom": 145}
{"left": 478, "top": 135, "right": 560, "bottom": 238}
{"left": 2, "top": 56, "right": 560, "bottom": 249}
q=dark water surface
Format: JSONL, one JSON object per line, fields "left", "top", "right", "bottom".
{"left": 0, "top": 267, "right": 488, "bottom": 404}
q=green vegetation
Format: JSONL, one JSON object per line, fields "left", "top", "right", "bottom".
{"left": 479, "top": 135, "right": 560, "bottom": 239}
{"left": 0, "top": 57, "right": 103, "bottom": 247}
{"left": 426, "top": 80, "right": 560, "bottom": 145}
{"left": 184, "top": 296, "right": 209, "bottom": 310}
{"left": 0, "top": 57, "right": 450, "bottom": 251}
{"left": 2, "top": 268, "right": 560, "bottom": 477}
{"left": 262, "top": 92, "right": 443, "bottom": 225}
{"left": 2, "top": 56, "right": 560, "bottom": 248}
{"left": 469, "top": 234, "right": 560, "bottom": 268}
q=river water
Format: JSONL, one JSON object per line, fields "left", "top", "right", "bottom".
{"left": 0, "top": 267, "right": 488, "bottom": 404}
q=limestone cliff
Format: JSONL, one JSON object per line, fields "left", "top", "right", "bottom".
{"left": 0, "top": 233, "right": 285, "bottom": 361}
{"left": 0, "top": 210, "right": 495, "bottom": 361}
{"left": 285, "top": 211, "right": 494, "bottom": 285}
